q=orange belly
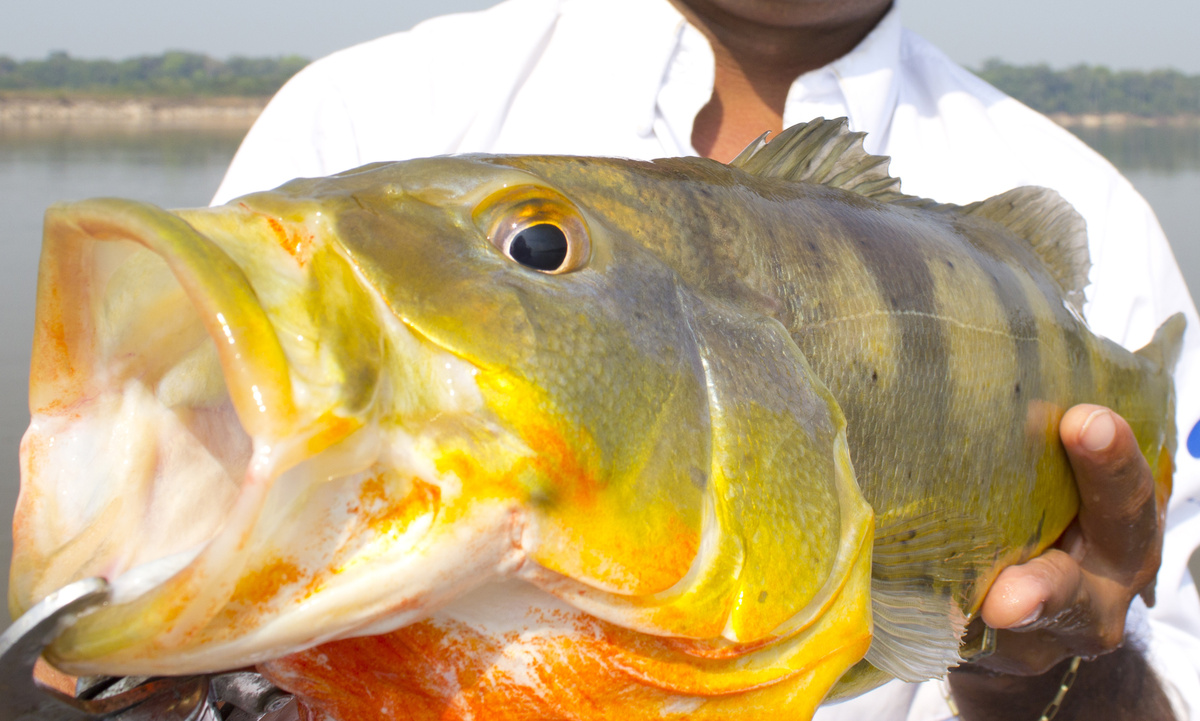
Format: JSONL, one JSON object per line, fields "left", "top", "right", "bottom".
{"left": 261, "top": 593, "right": 869, "bottom": 721}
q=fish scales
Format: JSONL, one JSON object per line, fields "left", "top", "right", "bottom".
{"left": 10, "top": 119, "right": 1181, "bottom": 720}
{"left": 497, "top": 151, "right": 1082, "bottom": 549}
{"left": 483, "top": 146, "right": 1176, "bottom": 681}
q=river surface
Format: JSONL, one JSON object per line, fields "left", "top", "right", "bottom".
{"left": 0, "top": 123, "right": 1197, "bottom": 624}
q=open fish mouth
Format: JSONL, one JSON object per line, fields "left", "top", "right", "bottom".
{"left": 11, "top": 198, "right": 515, "bottom": 676}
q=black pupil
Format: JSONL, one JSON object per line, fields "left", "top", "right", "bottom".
{"left": 509, "top": 223, "right": 568, "bottom": 271}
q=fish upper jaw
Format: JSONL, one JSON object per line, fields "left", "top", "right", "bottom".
{"left": 13, "top": 197, "right": 533, "bottom": 676}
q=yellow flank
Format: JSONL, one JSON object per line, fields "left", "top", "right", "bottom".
{"left": 476, "top": 368, "right": 705, "bottom": 595}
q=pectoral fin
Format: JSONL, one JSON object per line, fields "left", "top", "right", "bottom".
{"left": 680, "top": 291, "right": 874, "bottom": 644}
{"left": 866, "top": 511, "right": 1004, "bottom": 681}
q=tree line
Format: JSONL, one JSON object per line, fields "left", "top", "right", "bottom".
{"left": 0, "top": 51, "right": 308, "bottom": 97}
{"left": 2, "top": 52, "right": 1198, "bottom": 117}
{"left": 975, "top": 59, "right": 1200, "bottom": 117}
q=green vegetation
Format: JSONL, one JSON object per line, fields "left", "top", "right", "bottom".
{"left": 0, "top": 51, "right": 309, "bottom": 97}
{"left": 2, "top": 52, "right": 1197, "bottom": 117}
{"left": 975, "top": 60, "right": 1200, "bottom": 117}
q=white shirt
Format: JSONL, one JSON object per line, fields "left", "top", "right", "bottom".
{"left": 214, "top": 1, "right": 1200, "bottom": 718}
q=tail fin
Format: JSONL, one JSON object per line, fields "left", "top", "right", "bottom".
{"left": 1134, "top": 312, "right": 1186, "bottom": 510}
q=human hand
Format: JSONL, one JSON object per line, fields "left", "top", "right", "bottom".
{"left": 974, "top": 404, "right": 1162, "bottom": 673}
{"left": 948, "top": 404, "right": 1174, "bottom": 720}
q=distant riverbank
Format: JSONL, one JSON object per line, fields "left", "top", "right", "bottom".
{"left": 6, "top": 54, "right": 1199, "bottom": 131}
{"left": 1049, "top": 112, "right": 1200, "bottom": 129}
{"left": 0, "top": 95, "right": 266, "bottom": 129}
{"left": 4, "top": 95, "right": 1200, "bottom": 135}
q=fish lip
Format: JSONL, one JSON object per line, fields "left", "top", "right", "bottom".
{"left": 33, "top": 198, "right": 298, "bottom": 441}
{"left": 15, "top": 197, "right": 300, "bottom": 629}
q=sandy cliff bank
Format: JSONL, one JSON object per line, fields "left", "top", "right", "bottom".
{"left": 1048, "top": 112, "right": 1200, "bottom": 129}
{"left": 3, "top": 96, "right": 1198, "bottom": 132}
{"left": 0, "top": 95, "right": 267, "bottom": 128}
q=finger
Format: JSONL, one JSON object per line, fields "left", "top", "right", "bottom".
{"left": 974, "top": 551, "right": 1088, "bottom": 675}
{"left": 980, "top": 549, "right": 1083, "bottom": 631}
{"left": 1058, "top": 405, "right": 1159, "bottom": 573}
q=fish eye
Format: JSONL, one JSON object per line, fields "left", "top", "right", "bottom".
{"left": 506, "top": 223, "right": 568, "bottom": 271}
{"left": 474, "top": 185, "right": 590, "bottom": 274}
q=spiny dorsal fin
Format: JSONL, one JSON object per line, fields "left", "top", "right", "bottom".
{"left": 958, "top": 187, "right": 1092, "bottom": 313}
{"left": 730, "top": 119, "right": 1092, "bottom": 312}
{"left": 728, "top": 118, "right": 904, "bottom": 201}
{"left": 866, "top": 511, "right": 1003, "bottom": 682}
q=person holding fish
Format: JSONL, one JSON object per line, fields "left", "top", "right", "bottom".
{"left": 197, "top": 0, "right": 1193, "bottom": 719}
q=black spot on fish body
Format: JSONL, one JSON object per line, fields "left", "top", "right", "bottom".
{"left": 872, "top": 370, "right": 878, "bottom": 382}
{"left": 1022, "top": 511, "right": 1047, "bottom": 552}
{"left": 946, "top": 260, "right": 955, "bottom": 270}
{"left": 1014, "top": 382, "right": 1021, "bottom": 395}
{"left": 758, "top": 591, "right": 769, "bottom": 603}
{"left": 529, "top": 488, "right": 558, "bottom": 509}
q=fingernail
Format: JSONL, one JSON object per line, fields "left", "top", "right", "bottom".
{"left": 1080, "top": 410, "right": 1116, "bottom": 452}
{"left": 1012, "top": 603, "right": 1044, "bottom": 628}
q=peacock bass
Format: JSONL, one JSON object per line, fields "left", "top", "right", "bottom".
{"left": 9, "top": 119, "right": 1181, "bottom": 720}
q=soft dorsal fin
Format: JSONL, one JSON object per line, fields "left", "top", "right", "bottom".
{"left": 957, "top": 187, "right": 1092, "bottom": 313}
{"left": 729, "top": 118, "right": 903, "bottom": 201}
{"left": 730, "top": 118, "right": 1093, "bottom": 313}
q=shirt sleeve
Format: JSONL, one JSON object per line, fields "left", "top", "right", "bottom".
{"left": 211, "top": 62, "right": 362, "bottom": 205}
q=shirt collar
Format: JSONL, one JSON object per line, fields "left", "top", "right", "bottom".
{"left": 824, "top": 4, "right": 903, "bottom": 150}
{"left": 541, "top": 0, "right": 690, "bottom": 153}
{"left": 648, "top": 0, "right": 905, "bottom": 156}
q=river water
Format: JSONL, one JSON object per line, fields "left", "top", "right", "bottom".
{"left": 0, "top": 123, "right": 1197, "bottom": 619}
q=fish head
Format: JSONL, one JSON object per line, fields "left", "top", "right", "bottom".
{"left": 12, "top": 156, "right": 874, "bottom": 707}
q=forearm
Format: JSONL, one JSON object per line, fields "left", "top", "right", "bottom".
{"left": 948, "top": 646, "right": 1176, "bottom": 721}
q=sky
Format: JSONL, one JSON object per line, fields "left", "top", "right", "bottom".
{"left": 5, "top": 0, "right": 1200, "bottom": 73}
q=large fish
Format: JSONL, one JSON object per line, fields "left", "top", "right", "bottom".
{"left": 10, "top": 119, "right": 1181, "bottom": 720}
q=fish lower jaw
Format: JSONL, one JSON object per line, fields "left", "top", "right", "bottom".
{"left": 12, "top": 376, "right": 253, "bottom": 617}
{"left": 48, "top": 498, "right": 530, "bottom": 677}
{"left": 20, "top": 302, "right": 511, "bottom": 675}
{"left": 104, "top": 545, "right": 207, "bottom": 607}
{"left": 35, "top": 411, "right": 538, "bottom": 677}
